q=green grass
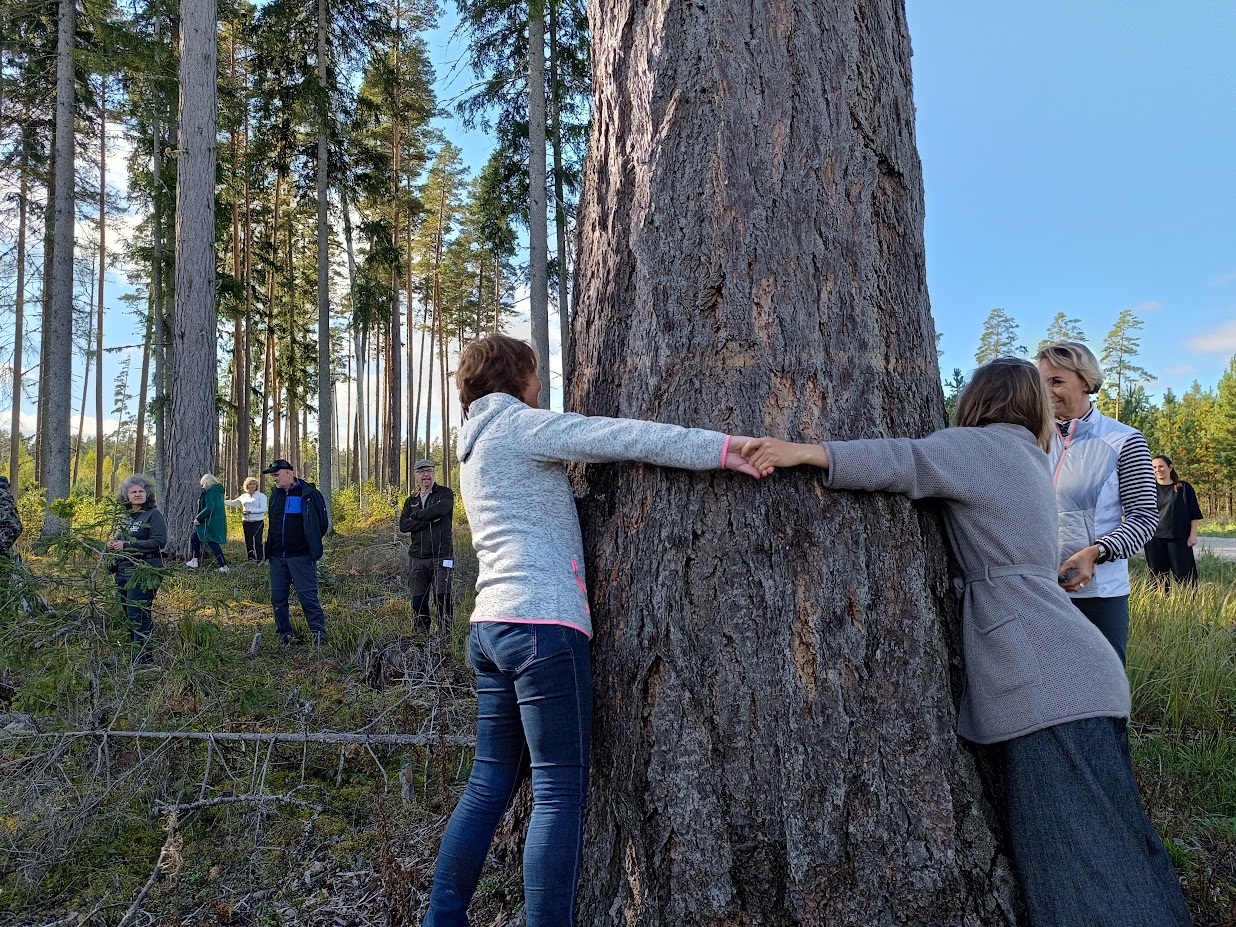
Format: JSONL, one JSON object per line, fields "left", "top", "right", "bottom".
{"left": 1, "top": 505, "right": 1233, "bottom": 924}
{"left": 1128, "top": 552, "right": 1236, "bottom": 924}
{"left": 1199, "top": 521, "right": 1236, "bottom": 538}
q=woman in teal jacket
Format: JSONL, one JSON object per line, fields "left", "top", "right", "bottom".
{"left": 187, "top": 474, "right": 229, "bottom": 571}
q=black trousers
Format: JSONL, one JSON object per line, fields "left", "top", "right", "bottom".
{"left": 1143, "top": 538, "right": 1197, "bottom": 589}
{"left": 242, "top": 520, "right": 265, "bottom": 561}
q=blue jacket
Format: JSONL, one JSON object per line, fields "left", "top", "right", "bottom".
{"left": 268, "top": 480, "right": 329, "bottom": 561}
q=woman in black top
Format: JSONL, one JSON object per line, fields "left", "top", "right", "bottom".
{"left": 106, "top": 475, "right": 168, "bottom": 661}
{"left": 1144, "top": 456, "right": 1204, "bottom": 589}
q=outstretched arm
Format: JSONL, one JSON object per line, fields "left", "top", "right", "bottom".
{"left": 742, "top": 432, "right": 970, "bottom": 501}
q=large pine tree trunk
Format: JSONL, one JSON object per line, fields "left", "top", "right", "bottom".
{"left": 165, "top": 0, "right": 219, "bottom": 555}
{"left": 43, "top": 0, "right": 77, "bottom": 534}
{"left": 565, "top": 1, "right": 1019, "bottom": 923}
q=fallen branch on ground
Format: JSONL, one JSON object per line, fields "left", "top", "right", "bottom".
{"left": 2, "top": 728, "right": 476, "bottom": 747}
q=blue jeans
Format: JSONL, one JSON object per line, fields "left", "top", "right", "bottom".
{"left": 426, "top": 621, "right": 592, "bottom": 927}
{"left": 270, "top": 555, "right": 327, "bottom": 636}
{"left": 997, "top": 717, "right": 1192, "bottom": 926}
{"left": 190, "top": 534, "right": 227, "bottom": 567}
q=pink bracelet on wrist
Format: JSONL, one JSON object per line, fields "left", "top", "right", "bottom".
{"left": 720, "top": 435, "right": 732, "bottom": 469}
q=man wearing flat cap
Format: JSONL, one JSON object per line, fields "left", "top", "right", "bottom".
{"left": 399, "top": 458, "right": 454, "bottom": 634}
{"left": 263, "top": 459, "right": 330, "bottom": 646}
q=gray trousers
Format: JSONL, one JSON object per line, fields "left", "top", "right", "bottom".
{"left": 996, "top": 717, "right": 1192, "bottom": 927}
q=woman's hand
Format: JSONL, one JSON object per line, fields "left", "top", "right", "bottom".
{"left": 740, "top": 438, "right": 829, "bottom": 476}
{"left": 1057, "top": 545, "right": 1099, "bottom": 592}
{"left": 105, "top": 539, "right": 125, "bottom": 551}
{"left": 723, "top": 437, "right": 765, "bottom": 478}
{"left": 1187, "top": 533, "right": 1198, "bottom": 548}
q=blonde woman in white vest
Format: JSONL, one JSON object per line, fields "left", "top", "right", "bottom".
{"left": 1037, "top": 341, "right": 1157, "bottom": 664}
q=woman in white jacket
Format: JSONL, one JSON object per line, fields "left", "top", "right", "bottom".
{"left": 225, "top": 477, "right": 268, "bottom": 562}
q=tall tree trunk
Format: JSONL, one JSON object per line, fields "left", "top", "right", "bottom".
{"left": 240, "top": 95, "right": 253, "bottom": 483}
{"left": 316, "top": 0, "right": 333, "bottom": 518}
{"left": 549, "top": 0, "right": 570, "bottom": 393}
{"left": 95, "top": 78, "right": 108, "bottom": 500}
{"left": 437, "top": 294, "right": 450, "bottom": 486}
{"left": 43, "top": 0, "right": 77, "bottom": 534}
{"left": 260, "top": 330, "right": 273, "bottom": 473}
{"left": 340, "top": 187, "right": 367, "bottom": 484}
{"left": 134, "top": 296, "right": 152, "bottom": 474}
{"left": 152, "top": 116, "right": 167, "bottom": 499}
{"left": 36, "top": 151, "right": 55, "bottom": 488}
{"left": 422, "top": 300, "right": 434, "bottom": 464}
{"left": 527, "top": 0, "right": 550, "bottom": 408}
{"left": 73, "top": 290, "right": 95, "bottom": 489}
{"left": 405, "top": 199, "right": 416, "bottom": 489}
{"left": 412, "top": 300, "right": 428, "bottom": 461}
{"left": 564, "top": 1, "right": 1018, "bottom": 923}
{"left": 8, "top": 133, "right": 29, "bottom": 494}
{"left": 165, "top": 0, "right": 219, "bottom": 556}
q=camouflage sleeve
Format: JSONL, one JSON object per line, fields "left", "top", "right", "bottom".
{"left": 0, "top": 493, "right": 22, "bottom": 552}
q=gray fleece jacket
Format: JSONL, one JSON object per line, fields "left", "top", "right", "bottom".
{"left": 824, "top": 423, "right": 1131, "bottom": 744}
{"left": 457, "top": 392, "right": 728, "bottom": 637}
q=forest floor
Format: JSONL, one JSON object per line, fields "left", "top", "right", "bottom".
{"left": 0, "top": 499, "right": 1233, "bottom": 926}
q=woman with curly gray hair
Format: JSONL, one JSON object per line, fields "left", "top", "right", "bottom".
{"left": 106, "top": 475, "right": 167, "bottom": 662}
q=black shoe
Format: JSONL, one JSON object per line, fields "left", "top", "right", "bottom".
{"left": 311, "top": 630, "right": 328, "bottom": 647}
{"left": 131, "top": 648, "right": 154, "bottom": 665}
{"left": 278, "top": 633, "right": 297, "bottom": 648}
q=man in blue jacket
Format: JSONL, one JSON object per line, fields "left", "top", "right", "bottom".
{"left": 263, "top": 459, "right": 330, "bottom": 646}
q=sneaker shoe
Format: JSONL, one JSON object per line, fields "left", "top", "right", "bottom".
{"left": 218, "top": 566, "right": 230, "bottom": 574}
{"left": 278, "top": 633, "right": 297, "bottom": 648}
{"left": 312, "top": 630, "right": 328, "bottom": 647}
{"left": 185, "top": 558, "right": 199, "bottom": 569}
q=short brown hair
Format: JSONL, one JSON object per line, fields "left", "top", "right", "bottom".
{"left": 1036, "top": 341, "right": 1104, "bottom": 393}
{"left": 457, "top": 335, "right": 538, "bottom": 415}
{"left": 955, "top": 357, "right": 1055, "bottom": 452}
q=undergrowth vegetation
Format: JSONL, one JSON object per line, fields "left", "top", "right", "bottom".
{"left": 0, "top": 490, "right": 1232, "bottom": 924}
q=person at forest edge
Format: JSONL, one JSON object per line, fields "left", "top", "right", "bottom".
{"left": 741, "top": 358, "right": 1191, "bottom": 927}
{"left": 0, "top": 475, "right": 20, "bottom": 558}
{"left": 423, "top": 334, "right": 762, "bottom": 927}
{"left": 1145, "top": 455, "right": 1204, "bottom": 589}
{"left": 225, "top": 476, "right": 269, "bottom": 562}
{"left": 399, "top": 459, "right": 454, "bottom": 634}
{"left": 106, "top": 475, "right": 167, "bottom": 663}
{"left": 1038, "top": 341, "right": 1157, "bottom": 664}
{"left": 264, "top": 459, "right": 330, "bottom": 647}
{"left": 187, "top": 473, "right": 229, "bottom": 572}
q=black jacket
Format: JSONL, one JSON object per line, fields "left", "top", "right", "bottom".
{"left": 399, "top": 484, "right": 454, "bottom": 559}
{"left": 112, "top": 507, "right": 167, "bottom": 573}
{"left": 268, "top": 480, "right": 330, "bottom": 561}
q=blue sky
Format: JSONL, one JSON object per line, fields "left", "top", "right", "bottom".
{"left": 905, "top": 0, "right": 1236, "bottom": 395}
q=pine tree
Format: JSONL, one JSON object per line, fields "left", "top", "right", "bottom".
{"left": 1099, "top": 308, "right": 1154, "bottom": 421}
{"left": 1038, "top": 311, "right": 1086, "bottom": 352}
{"left": 974, "top": 307, "right": 1024, "bottom": 363}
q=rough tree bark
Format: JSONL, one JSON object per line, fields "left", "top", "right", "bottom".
{"left": 564, "top": 0, "right": 1019, "bottom": 924}
{"left": 42, "top": 0, "right": 76, "bottom": 535}
{"left": 164, "top": 0, "right": 218, "bottom": 555}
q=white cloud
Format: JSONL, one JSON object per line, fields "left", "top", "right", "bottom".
{"left": 1161, "top": 364, "right": 1196, "bottom": 378}
{"left": 1186, "top": 320, "right": 1236, "bottom": 354}
{"left": 1208, "top": 272, "right": 1236, "bottom": 287}
{"left": 1129, "top": 300, "right": 1163, "bottom": 314}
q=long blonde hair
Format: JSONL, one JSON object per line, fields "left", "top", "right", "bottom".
{"left": 955, "top": 357, "right": 1055, "bottom": 452}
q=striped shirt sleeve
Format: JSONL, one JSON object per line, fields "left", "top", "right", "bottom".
{"left": 1097, "top": 432, "right": 1158, "bottom": 559}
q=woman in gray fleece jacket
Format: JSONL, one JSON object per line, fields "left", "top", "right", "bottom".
{"left": 743, "top": 358, "right": 1190, "bottom": 927}
{"left": 425, "top": 335, "right": 760, "bottom": 927}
